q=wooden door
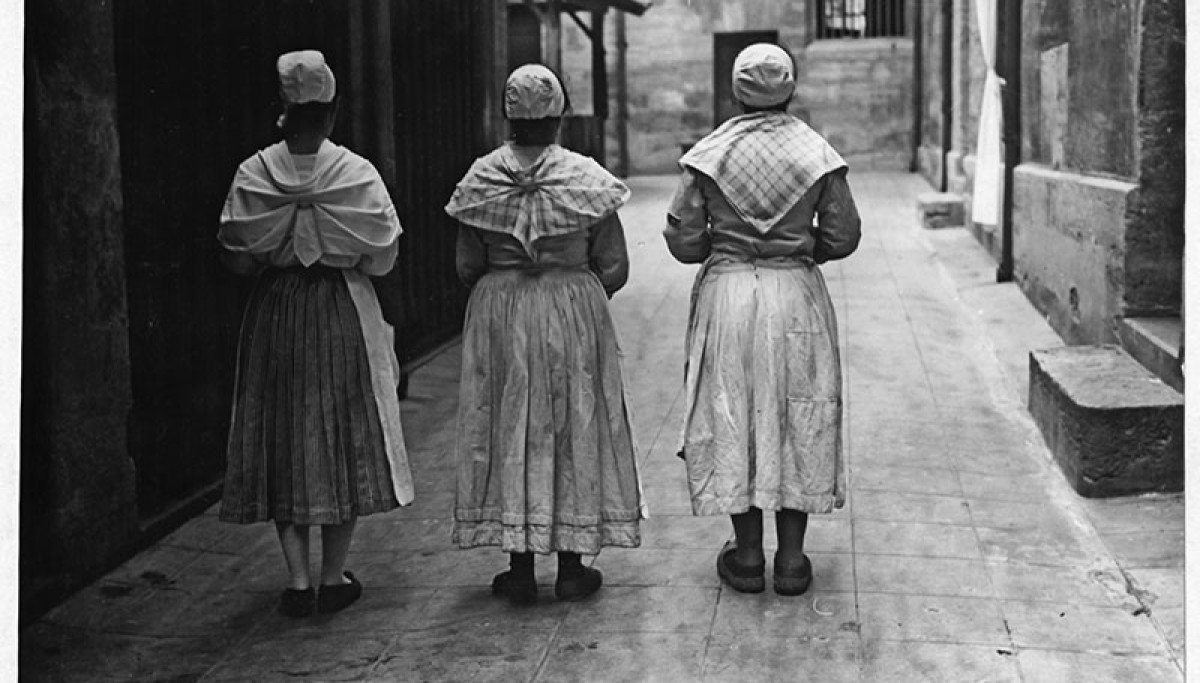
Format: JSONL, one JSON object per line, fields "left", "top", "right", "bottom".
{"left": 713, "top": 30, "right": 780, "bottom": 126}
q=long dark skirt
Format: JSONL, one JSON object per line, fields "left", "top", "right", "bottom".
{"left": 220, "top": 265, "right": 399, "bottom": 525}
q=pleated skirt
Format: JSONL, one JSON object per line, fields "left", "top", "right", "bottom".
{"left": 682, "top": 260, "right": 845, "bottom": 516}
{"left": 453, "top": 268, "right": 645, "bottom": 554}
{"left": 220, "top": 266, "right": 400, "bottom": 525}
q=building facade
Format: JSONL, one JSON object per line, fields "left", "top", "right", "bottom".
{"left": 913, "top": 0, "right": 1183, "bottom": 372}
{"left": 559, "top": 0, "right": 915, "bottom": 175}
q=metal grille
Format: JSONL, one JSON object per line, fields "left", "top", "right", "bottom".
{"left": 816, "top": 0, "right": 907, "bottom": 39}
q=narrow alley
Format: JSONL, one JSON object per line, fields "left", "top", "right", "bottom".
{"left": 20, "top": 173, "right": 1184, "bottom": 682}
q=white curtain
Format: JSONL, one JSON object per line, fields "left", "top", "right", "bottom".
{"left": 971, "top": 0, "right": 1003, "bottom": 226}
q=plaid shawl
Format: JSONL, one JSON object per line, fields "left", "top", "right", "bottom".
{"left": 679, "top": 111, "right": 846, "bottom": 233}
{"left": 445, "top": 143, "right": 630, "bottom": 257}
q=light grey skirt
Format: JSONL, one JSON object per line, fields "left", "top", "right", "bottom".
{"left": 453, "top": 268, "right": 645, "bottom": 554}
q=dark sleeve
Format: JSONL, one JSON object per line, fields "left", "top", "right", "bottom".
{"left": 587, "top": 212, "right": 630, "bottom": 298}
{"left": 663, "top": 169, "right": 712, "bottom": 264}
{"left": 813, "top": 169, "right": 862, "bottom": 264}
{"left": 455, "top": 225, "right": 489, "bottom": 288}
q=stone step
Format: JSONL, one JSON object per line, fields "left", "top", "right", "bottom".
{"left": 916, "top": 191, "right": 965, "bottom": 229}
{"left": 1117, "top": 316, "right": 1183, "bottom": 393}
{"left": 1029, "top": 345, "right": 1183, "bottom": 498}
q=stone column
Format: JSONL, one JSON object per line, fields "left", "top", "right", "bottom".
{"left": 23, "top": 0, "right": 137, "bottom": 612}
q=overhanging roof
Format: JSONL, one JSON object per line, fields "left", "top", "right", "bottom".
{"left": 518, "top": 0, "right": 651, "bottom": 17}
{"left": 572, "top": 0, "right": 651, "bottom": 15}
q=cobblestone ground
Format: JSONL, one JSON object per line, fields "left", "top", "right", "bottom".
{"left": 20, "top": 173, "right": 1184, "bottom": 682}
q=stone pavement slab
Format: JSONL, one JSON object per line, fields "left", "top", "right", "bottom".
{"left": 19, "top": 173, "right": 1183, "bottom": 681}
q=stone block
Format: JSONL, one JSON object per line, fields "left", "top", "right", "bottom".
{"left": 916, "top": 192, "right": 965, "bottom": 229}
{"left": 1028, "top": 345, "right": 1183, "bottom": 498}
{"left": 1118, "top": 316, "right": 1184, "bottom": 393}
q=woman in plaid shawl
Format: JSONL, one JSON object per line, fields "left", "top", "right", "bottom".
{"left": 664, "top": 44, "right": 861, "bottom": 596}
{"left": 444, "top": 64, "right": 646, "bottom": 604}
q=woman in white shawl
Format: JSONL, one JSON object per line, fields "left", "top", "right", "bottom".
{"left": 445, "top": 64, "right": 645, "bottom": 605}
{"left": 217, "top": 51, "right": 412, "bottom": 618}
{"left": 665, "top": 44, "right": 861, "bottom": 596}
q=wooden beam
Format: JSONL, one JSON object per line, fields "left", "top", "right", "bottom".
{"left": 566, "top": 9, "right": 594, "bottom": 40}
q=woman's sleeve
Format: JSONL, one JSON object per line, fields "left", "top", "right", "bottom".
{"left": 357, "top": 217, "right": 401, "bottom": 277}
{"left": 813, "top": 169, "right": 862, "bottom": 264}
{"left": 356, "top": 172, "right": 403, "bottom": 276}
{"left": 588, "top": 212, "right": 630, "bottom": 298}
{"left": 663, "top": 169, "right": 711, "bottom": 263}
{"left": 455, "top": 224, "right": 489, "bottom": 288}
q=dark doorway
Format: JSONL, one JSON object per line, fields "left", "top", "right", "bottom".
{"left": 713, "top": 30, "right": 779, "bottom": 126}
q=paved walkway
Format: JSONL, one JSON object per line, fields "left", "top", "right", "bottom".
{"left": 20, "top": 173, "right": 1184, "bottom": 682}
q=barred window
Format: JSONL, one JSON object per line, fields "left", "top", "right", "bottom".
{"left": 816, "top": 0, "right": 906, "bottom": 39}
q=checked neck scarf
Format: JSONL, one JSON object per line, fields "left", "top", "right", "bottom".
{"left": 445, "top": 143, "right": 630, "bottom": 258}
{"left": 680, "top": 111, "right": 846, "bottom": 233}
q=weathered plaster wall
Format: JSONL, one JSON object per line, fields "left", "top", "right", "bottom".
{"left": 1012, "top": 166, "right": 1135, "bottom": 345}
{"left": 563, "top": 0, "right": 912, "bottom": 175}
{"left": 23, "top": 0, "right": 138, "bottom": 613}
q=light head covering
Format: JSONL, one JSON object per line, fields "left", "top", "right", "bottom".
{"left": 504, "top": 64, "right": 566, "bottom": 120}
{"left": 277, "top": 50, "right": 337, "bottom": 105}
{"left": 732, "top": 43, "right": 795, "bottom": 108}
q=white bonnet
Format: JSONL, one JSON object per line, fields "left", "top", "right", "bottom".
{"left": 504, "top": 64, "right": 566, "bottom": 120}
{"left": 277, "top": 50, "right": 337, "bottom": 105}
{"left": 732, "top": 43, "right": 795, "bottom": 108}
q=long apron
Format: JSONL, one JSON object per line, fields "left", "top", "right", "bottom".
{"left": 452, "top": 266, "right": 645, "bottom": 554}
{"left": 681, "top": 256, "right": 845, "bottom": 516}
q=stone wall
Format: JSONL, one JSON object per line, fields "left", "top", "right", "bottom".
{"left": 916, "top": 0, "right": 986, "bottom": 200}
{"left": 562, "top": 0, "right": 912, "bottom": 175}
{"left": 1123, "top": 0, "right": 1184, "bottom": 317}
{"left": 23, "top": 0, "right": 138, "bottom": 615}
{"left": 915, "top": 0, "right": 944, "bottom": 186}
{"left": 1012, "top": 165, "right": 1135, "bottom": 345}
{"left": 798, "top": 39, "right": 912, "bottom": 171}
{"left": 1013, "top": 0, "right": 1184, "bottom": 345}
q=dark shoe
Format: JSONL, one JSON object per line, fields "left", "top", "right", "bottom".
{"left": 492, "top": 570, "right": 538, "bottom": 606}
{"left": 279, "top": 587, "right": 315, "bottom": 618}
{"left": 555, "top": 566, "right": 602, "bottom": 602}
{"left": 717, "top": 540, "right": 765, "bottom": 593}
{"left": 317, "top": 571, "right": 363, "bottom": 614}
{"left": 773, "top": 554, "right": 813, "bottom": 596}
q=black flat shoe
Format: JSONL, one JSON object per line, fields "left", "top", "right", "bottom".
{"left": 492, "top": 570, "right": 538, "bottom": 606}
{"left": 317, "top": 571, "right": 363, "bottom": 614}
{"left": 555, "top": 566, "right": 603, "bottom": 602}
{"left": 279, "top": 587, "right": 315, "bottom": 618}
{"left": 717, "top": 541, "right": 766, "bottom": 593}
{"left": 773, "top": 554, "right": 813, "bottom": 596}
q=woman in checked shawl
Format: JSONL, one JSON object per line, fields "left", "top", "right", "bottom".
{"left": 445, "top": 64, "right": 646, "bottom": 604}
{"left": 664, "top": 44, "right": 861, "bottom": 596}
